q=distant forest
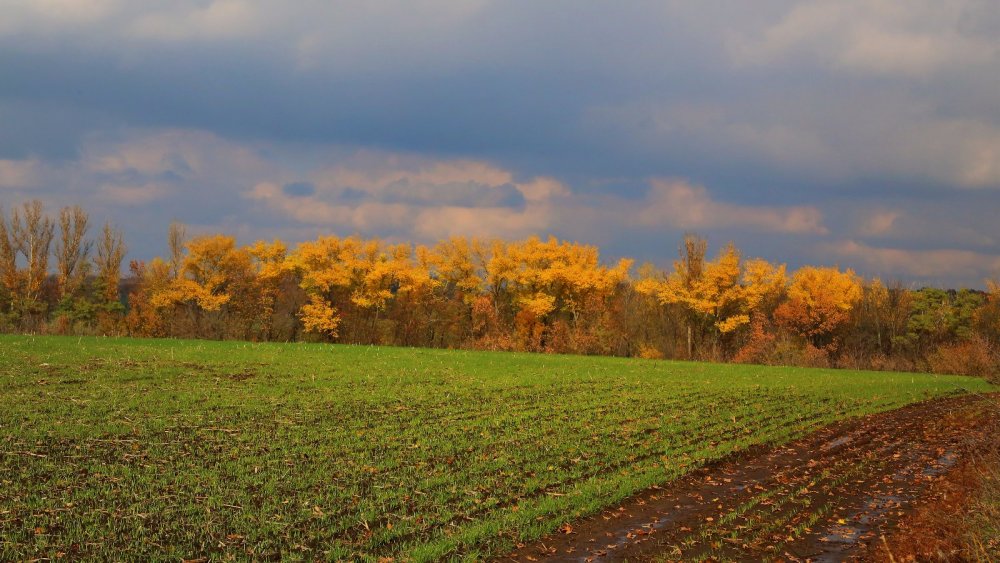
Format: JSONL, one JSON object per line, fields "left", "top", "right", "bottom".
{"left": 2, "top": 199, "right": 998, "bottom": 379}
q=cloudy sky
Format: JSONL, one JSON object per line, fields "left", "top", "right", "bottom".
{"left": 1, "top": 1, "right": 999, "bottom": 287}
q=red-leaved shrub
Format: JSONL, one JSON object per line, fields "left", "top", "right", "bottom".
{"left": 928, "top": 336, "right": 998, "bottom": 381}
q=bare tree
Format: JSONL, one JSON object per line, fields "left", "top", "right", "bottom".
{"left": 55, "top": 205, "right": 92, "bottom": 301}
{"left": 168, "top": 221, "right": 187, "bottom": 279}
{"left": 11, "top": 200, "right": 55, "bottom": 309}
{"left": 679, "top": 232, "right": 707, "bottom": 288}
{"left": 0, "top": 207, "right": 18, "bottom": 305}
{"left": 94, "top": 221, "right": 127, "bottom": 305}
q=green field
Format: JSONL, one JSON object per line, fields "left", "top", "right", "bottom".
{"left": 0, "top": 335, "right": 993, "bottom": 561}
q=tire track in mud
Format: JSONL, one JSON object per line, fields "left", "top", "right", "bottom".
{"left": 501, "top": 393, "right": 1000, "bottom": 562}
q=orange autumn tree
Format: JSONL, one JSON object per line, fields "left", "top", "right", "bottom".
{"left": 142, "top": 234, "right": 257, "bottom": 338}
{"left": 244, "top": 240, "right": 294, "bottom": 339}
{"left": 419, "top": 237, "right": 487, "bottom": 346}
{"left": 188, "top": 235, "right": 258, "bottom": 337}
{"left": 180, "top": 234, "right": 255, "bottom": 312}
{"left": 973, "top": 280, "right": 1000, "bottom": 351}
{"left": 484, "top": 236, "right": 631, "bottom": 351}
{"left": 775, "top": 265, "right": 863, "bottom": 354}
{"left": 692, "top": 243, "right": 746, "bottom": 335}
{"left": 426, "top": 236, "right": 485, "bottom": 304}
{"left": 291, "top": 236, "right": 433, "bottom": 341}
{"left": 291, "top": 236, "right": 354, "bottom": 338}
{"left": 636, "top": 234, "right": 709, "bottom": 358}
{"left": 126, "top": 258, "right": 173, "bottom": 337}
{"left": 361, "top": 242, "right": 436, "bottom": 344}
{"left": 0, "top": 207, "right": 19, "bottom": 316}
{"left": 639, "top": 239, "right": 786, "bottom": 359}
{"left": 17, "top": 194, "right": 1000, "bottom": 374}
{"left": 0, "top": 201, "right": 55, "bottom": 324}
{"left": 740, "top": 258, "right": 788, "bottom": 320}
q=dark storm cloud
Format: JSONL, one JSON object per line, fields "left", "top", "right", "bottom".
{"left": 1, "top": 1, "right": 998, "bottom": 286}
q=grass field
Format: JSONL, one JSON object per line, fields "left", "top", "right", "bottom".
{"left": 0, "top": 335, "right": 994, "bottom": 561}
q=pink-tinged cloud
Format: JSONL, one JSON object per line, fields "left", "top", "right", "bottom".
{"left": 247, "top": 182, "right": 354, "bottom": 225}
{"left": 411, "top": 204, "right": 554, "bottom": 240}
{"left": 97, "top": 183, "right": 170, "bottom": 205}
{"left": 248, "top": 163, "right": 566, "bottom": 240}
{"left": 311, "top": 154, "right": 515, "bottom": 195}
{"left": 254, "top": 162, "right": 827, "bottom": 241}
{"left": 247, "top": 151, "right": 574, "bottom": 240}
{"left": 637, "top": 179, "right": 828, "bottom": 234}
{"left": 821, "top": 239, "right": 1000, "bottom": 282}
{"left": 127, "top": 0, "right": 263, "bottom": 42}
{"left": 858, "top": 210, "right": 901, "bottom": 236}
{"left": 516, "top": 177, "right": 570, "bottom": 202}
{"left": 83, "top": 129, "right": 271, "bottom": 180}
{"left": 0, "top": 158, "right": 41, "bottom": 189}
{"left": 730, "top": 1, "right": 997, "bottom": 77}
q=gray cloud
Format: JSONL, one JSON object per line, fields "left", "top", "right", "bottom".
{"left": 282, "top": 181, "right": 315, "bottom": 198}
{"left": 0, "top": 1, "right": 998, "bottom": 287}
{"left": 380, "top": 179, "right": 525, "bottom": 209}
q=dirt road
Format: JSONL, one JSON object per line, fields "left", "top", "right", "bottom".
{"left": 503, "top": 393, "right": 999, "bottom": 562}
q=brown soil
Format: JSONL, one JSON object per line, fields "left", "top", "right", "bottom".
{"left": 872, "top": 431, "right": 1000, "bottom": 562}
{"left": 501, "top": 393, "right": 1000, "bottom": 562}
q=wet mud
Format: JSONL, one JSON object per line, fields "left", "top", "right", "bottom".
{"left": 503, "top": 393, "right": 999, "bottom": 562}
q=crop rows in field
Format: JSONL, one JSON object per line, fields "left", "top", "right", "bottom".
{"left": 0, "top": 335, "right": 991, "bottom": 561}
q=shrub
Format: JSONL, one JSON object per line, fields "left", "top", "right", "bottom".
{"left": 763, "top": 338, "right": 829, "bottom": 368}
{"left": 928, "top": 336, "right": 998, "bottom": 381}
{"left": 637, "top": 343, "right": 664, "bottom": 360}
{"left": 733, "top": 316, "right": 775, "bottom": 365}
{"left": 868, "top": 353, "right": 918, "bottom": 374}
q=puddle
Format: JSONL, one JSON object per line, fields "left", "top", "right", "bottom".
{"left": 922, "top": 452, "right": 958, "bottom": 477}
{"left": 821, "top": 434, "right": 854, "bottom": 450}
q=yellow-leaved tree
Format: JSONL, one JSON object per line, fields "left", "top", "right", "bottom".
{"left": 639, "top": 236, "right": 786, "bottom": 359}
{"left": 426, "top": 236, "right": 484, "bottom": 303}
{"left": 483, "top": 236, "right": 631, "bottom": 351}
{"left": 291, "top": 236, "right": 432, "bottom": 341}
{"left": 179, "top": 234, "right": 254, "bottom": 312}
{"left": 126, "top": 257, "right": 173, "bottom": 337}
{"left": 245, "top": 240, "right": 293, "bottom": 339}
{"left": 775, "top": 265, "right": 863, "bottom": 352}
{"left": 144, "top": 234, "right": 256, "bottom": 337}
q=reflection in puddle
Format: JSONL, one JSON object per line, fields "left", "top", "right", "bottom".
{"left": 813, "top": 451, "right": 958, "bottom": 563}
{"left": 822, "top": 434, "right": 853, "bottom": 450}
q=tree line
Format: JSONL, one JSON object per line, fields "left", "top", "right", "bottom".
{"left": 1, "top": 199, "right": 998, "bottom": 379}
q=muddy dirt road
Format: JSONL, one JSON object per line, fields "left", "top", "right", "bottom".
{"left": 504, "top": 393, "right": 999, "bottom": 562}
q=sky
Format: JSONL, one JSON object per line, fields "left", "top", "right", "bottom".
{"left": 1, "top": 0, "right": 999, "bottom": 287}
